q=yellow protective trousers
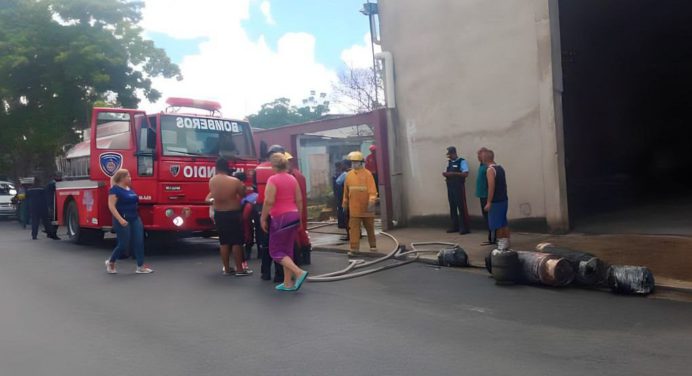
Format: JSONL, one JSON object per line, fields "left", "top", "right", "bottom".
{"left": 349, "top": 217, "right": 376, "bottom": 251}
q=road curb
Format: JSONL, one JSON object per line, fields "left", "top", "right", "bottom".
{"left": 654, "top": 284, "right": 692, "bottom": 294}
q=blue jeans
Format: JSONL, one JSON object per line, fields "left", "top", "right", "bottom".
{"left": 110, "top": 216, "right": 145, "bottom": 267}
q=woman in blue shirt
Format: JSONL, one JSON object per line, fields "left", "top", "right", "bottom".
{"left": 105, "top": 169, "right": 153, "bottom": 274}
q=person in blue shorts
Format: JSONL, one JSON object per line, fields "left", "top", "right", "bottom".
{"left": 482, "top": 149, "right": 510, "bottom": 249}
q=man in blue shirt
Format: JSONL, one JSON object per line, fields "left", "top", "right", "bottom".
{"left": 443, "top": 146, "right": 470, "bottom": 234}
{"left": 335, "top": 159, "right": 350, "bottom": 241}
{"left": 333, "top": 161, "right": 347, "bottom": 230}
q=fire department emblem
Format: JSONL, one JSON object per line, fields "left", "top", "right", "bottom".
{"left": 99, "top": 152, "right": 123, "bottom": 177}
{"left": 170, "top": 164, "right": 181, "bottom": 177}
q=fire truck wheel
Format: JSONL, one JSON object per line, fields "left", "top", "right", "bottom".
{"left": 65, "top": 200, "right": 104, "bottom": 244}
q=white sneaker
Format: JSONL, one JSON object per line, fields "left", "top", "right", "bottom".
{"left": 136, "top": 265, "right": 154, "bottom": 274}
{"left": 105, "top": 260, "right": 117, "bottom": 274}
{"left": 222, "top": 266, "right": 235, "bottom": 276}
{"left": 235, "top": 269, "right": 253, "bottom": 277}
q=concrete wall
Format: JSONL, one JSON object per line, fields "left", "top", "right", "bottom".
{"left": 378, "top": 0, "right": 569, "bottom": 232}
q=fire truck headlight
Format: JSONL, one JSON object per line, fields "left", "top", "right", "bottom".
{"left": 165, "top": 209, "right": 174, "bottom": 218}
{"left": 173, "top": 216, "right": 184, "bottom": 227}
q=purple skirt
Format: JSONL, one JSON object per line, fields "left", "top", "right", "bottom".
{"left": 269, "top": 211, "right": 300, "bottom": 262}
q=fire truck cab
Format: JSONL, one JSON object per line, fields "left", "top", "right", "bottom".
{"left": 56, "top": 98, "right": 258, "bottom": 243}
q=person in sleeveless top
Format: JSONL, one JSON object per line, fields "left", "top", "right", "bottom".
{"left": 475, "top": 147, "right": 496, "bottom": 246}
{"left": 482, "top": 149, "right": 510, "bottom": 248}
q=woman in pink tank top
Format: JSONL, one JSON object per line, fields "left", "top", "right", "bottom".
{"left": 260, "top": 153, "right": 309, "bottom": 292}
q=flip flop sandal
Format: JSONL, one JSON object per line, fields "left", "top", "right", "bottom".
{"left": 294, "top": 271, "right": 309, "bottom": 291}
{"left": 275, "top": 283, "right": 297, "bottom": 291}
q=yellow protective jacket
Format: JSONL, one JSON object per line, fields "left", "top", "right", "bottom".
{"left": 343, "top": 168, "right": 378, "bottom": 218}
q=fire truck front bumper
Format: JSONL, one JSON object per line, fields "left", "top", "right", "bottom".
{"left": 143, "top": 204, "right": 216, "bottom": 232}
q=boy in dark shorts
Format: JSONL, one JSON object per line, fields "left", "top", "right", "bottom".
{"left": 234, "top": 171, "right": 258, "bottom": 269}
{"left": 207, "top": 158, "right": 253, "bottom": 276}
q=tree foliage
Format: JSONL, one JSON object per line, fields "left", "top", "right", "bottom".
{"left": 248, "top": 96, "right": 329, "bottom": 129}
{"left": 332, "top": 66, "right": 383, "bottom": 114}
{"left": 0, "top": 0, "right": 181, "bottom": 178}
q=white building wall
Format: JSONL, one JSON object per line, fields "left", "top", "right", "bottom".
{"left": 378, "top": 0, "right": 568, "bottom": 231}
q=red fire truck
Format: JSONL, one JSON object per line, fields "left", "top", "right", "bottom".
{"left": 55, "top": 98, "right": 258, "bottom": 243}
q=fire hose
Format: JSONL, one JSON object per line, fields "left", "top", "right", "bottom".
{"left": 307, "top": 232, "right": 458, "bottom": 282}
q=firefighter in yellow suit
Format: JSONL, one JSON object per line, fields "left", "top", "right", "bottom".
{"left": 343, "top": 151, "right": 378, "bottom": 256}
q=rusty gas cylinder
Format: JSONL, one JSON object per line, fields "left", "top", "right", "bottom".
{"left": 536, "top": 243, "right": 604, "bottom": 286}
{"left": 516, "top": 251, "right": 575, "bottom": 287}
{"left": 491, "top": 249, "right": 520, "bottom": 285}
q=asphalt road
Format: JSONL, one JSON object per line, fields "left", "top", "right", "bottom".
{"left": 1, "top": 221, "right": 691, "bottom": 376}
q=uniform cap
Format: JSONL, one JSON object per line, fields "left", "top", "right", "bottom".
{"left": 267, "top": 144, "right": 286, "bottom": 158}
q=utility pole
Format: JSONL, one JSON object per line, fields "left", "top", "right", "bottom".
{"left": 361, "top": 1, "right": 380, "bottom": 109}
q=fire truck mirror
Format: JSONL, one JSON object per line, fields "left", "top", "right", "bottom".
{"left": 139, "top": 127, "right": 156, "bottom": 152}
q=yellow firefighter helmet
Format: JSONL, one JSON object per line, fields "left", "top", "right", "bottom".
{"left": 347, "top": 151, "right": 364, "bottom": 162}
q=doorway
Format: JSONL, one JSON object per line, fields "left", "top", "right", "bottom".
{"left": 558, "top": 0, "right": 692, "bottom": 234}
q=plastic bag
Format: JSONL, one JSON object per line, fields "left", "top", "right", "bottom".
{"left": 607, "top": 265, "right": 655, "bottom": 295}
{"left": 437, "top": 246, "right": 468, "bottom": 267}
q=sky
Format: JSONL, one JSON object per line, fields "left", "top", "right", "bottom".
{"left": 140, "top": 0, "right": 378, "bottom": 118}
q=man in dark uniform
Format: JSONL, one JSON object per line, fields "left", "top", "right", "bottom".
{"left": 17, "top": 179, "right": 33, "bottom": 228}
{"left": 443, "top": 146, "right": 471, "bottom": 234}
{"left": 27, "top": 178, "right": 59, "bottom": 240}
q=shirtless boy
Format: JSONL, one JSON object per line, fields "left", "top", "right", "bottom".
{"left": 207, "top": 158, "right": 252, "bottom": 276}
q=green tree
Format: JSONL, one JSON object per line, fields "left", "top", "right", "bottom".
{"left": 248, "top": 94, "right": 329, "bottom": 129}
{"left": 0, "top": 0, "right": 181, "bottom": 178}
